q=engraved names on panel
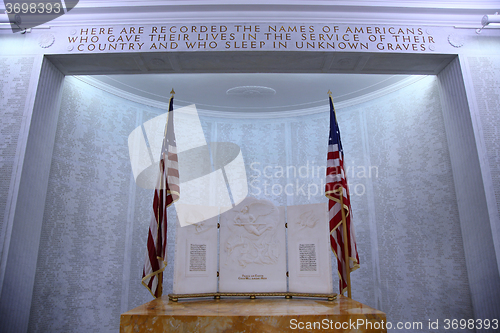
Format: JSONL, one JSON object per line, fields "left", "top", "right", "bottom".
{"left": 468, "top": 56, "right": 500, "bottom": 224}
{"left": 0, "top": 56, "right": 34, "bottom": 251}
{"left": 189, "top": 244, "right": 207, "bottom": 272}
{"left": 29, "top": 78, "right": 137, "bottom": 331}
{"left": 287, "top": 203, "right": 333, "bottom": 293}
{"left": 299, "top": 243, "right": 317, "bottom": 272}
{"left": 173, "top": 206, "right": 218, "bottom": 294}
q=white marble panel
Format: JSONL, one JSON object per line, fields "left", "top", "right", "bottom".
{"left": 219, "top": 197, "right": 286, "bottom": 292}
{"left": 173, "top": 206, "right": 218, "bottom": 294}
{"left": 287, "top": 203, "right": 333, "bottom": 294}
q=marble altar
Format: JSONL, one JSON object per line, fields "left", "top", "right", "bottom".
{"left": 120, "top": 296, "right": 387, "bottom": 332}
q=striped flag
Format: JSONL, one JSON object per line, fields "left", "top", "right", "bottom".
{"left": 142, "top": 93, "right": 180, "bottom": 298}
{"left": 324, "top": 94, "right": 360, "bottom": 295}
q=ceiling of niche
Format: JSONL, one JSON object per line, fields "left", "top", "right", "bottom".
{"left": 90, "top": 73, "right": 414, "bottom": 112}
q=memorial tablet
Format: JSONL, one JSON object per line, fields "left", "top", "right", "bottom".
{"left": 219, "top": 197, "right": 286, "bottom": 293}
{"left": 173, "top": 205, "right": 218, "bottom": 294}
{"left": 287, "top": 203, "right": 333, "bottom": 294}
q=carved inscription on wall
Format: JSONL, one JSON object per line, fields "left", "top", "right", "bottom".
{"left": 66, "top": 24, "right": 438, "bottom": 53}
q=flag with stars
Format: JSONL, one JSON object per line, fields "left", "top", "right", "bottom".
{"left": 142, "top": 93, "right": 180, "bottom": 298}
{"left": 325, "top": 94, "right": 360, "bottom": 295}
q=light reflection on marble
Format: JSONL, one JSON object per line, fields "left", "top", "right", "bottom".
{"left": 121, "top": 296, "right": 387, "bottom": 332}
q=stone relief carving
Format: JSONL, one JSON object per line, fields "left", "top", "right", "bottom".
{"left": 177, "top": 207, "right": 215, "bottom": 234}
{"left": 297, "top": 209, "right": 319, "bottom": 229}
{"left": 223, "top": 199, "right": 281, "bottom": 268}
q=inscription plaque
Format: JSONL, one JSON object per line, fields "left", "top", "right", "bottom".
{"left": 189, "top": 244, "right": 207, "bottom": 272}
{"left": 287, "top": 203, "right": 333, "bottom": 293}
{"left": 173, "top": 205, "right": 218, "bottom": 294}
{"left": 299, "top": 243, "right": 317, "bottom": 272}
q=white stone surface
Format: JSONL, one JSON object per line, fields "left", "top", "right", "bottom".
{"left": 219, "top": 197, "right": 287, "bottom": 292}
{"left": 173, "top": 206, "right": 218, "bottom": 294}
{"left": 287, "top": 203, "right": 333, "bottom": 294}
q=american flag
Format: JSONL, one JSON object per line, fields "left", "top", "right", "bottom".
{"left": 325, "top": 94, "right": 360, "bottom": 295}
{"left": 142, "top": 93, "right": 180, "bottom": 298}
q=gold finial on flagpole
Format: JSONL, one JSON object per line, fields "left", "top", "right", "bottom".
{"left": 170, "top": 88, "right": 175, "bottom": 96}
{"left": 327, "top": 90, "right": 332, "bottom": 97}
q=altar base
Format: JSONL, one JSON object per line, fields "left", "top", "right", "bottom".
{"left": 120, "top": 295, "right": 386, "bottom": 333}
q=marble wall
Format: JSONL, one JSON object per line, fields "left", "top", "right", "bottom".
{"left": 27, "top": 77, "right": 160, "bottom": 331}
{"left": 462, "top": 55, "right": 500, "bottom": 323}
{"left": 0, "top": 56, "right": 66, "bottom": 333}
{"left": 24, "top": 74, "right": 476, "bottom": 332}
{"left": 466, "top": 55, "right": 500, "bottom": 256}
{"left": 0, "top": 55, "right": 37, "bottom": 332}
{"left": 352, "top": 76, "right": 472, "bottom": 326}
{"left": 0, "top": 56, "right": 36, "bottom": 278}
